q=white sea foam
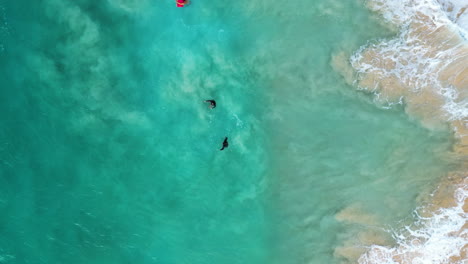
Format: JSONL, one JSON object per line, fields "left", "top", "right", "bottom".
{"left": 368, "top": 0, "right": 468, "bottom": 33}
{"left": 358, "top": 185, "right": 468, "bottom": 264}
{"left": 350, "top": 0, "right": 468, "bottom": 263}
{"left": 352, "top": 0, "right": 468, "bottom": 122}
{"left": 438, "top": 0, "right": 468, "bottom": 35}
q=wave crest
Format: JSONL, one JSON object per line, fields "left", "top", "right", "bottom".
{"left": 346, "top": 1, "right": 468, "bottom": 263}
{"left": 358, "top": 183, "right": 468, "bottom": 264}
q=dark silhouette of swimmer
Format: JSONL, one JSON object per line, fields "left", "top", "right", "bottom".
{"left": 220, "top": 137, "right": 228, "bottom": 151}
{"left": 204, "top": 100, "right": 216, "bottom": 109}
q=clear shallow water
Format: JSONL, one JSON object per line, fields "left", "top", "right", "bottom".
{"left": 0, "top": 0, "right": 457, "bottom": 264}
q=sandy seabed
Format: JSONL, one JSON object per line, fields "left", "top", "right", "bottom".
{"left": 332, "top": 0, "right": 468, "bottom": 263}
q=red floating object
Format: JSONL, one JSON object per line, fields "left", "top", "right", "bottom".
{"left": 176, "top": 0, "right": 186, "bottom": 7}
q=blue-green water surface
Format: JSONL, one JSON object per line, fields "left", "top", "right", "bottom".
{"left": 0, "top": 0, "right": 456, "bottom": 263}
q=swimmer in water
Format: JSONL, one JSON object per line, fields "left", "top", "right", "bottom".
{"left": 220, "top": 137, "right": 228, "bottom": 151}
{"left": 204, "top": 100, "right": 216, "bottom": 109}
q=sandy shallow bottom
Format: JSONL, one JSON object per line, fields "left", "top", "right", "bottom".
{"left": 332, "top": 0, "right": 468, "bottom": 263}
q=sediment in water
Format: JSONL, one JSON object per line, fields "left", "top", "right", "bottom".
{"left": 332, "top": 0, "right": 468, "bottom": 263}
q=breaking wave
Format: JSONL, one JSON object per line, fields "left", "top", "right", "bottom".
{"left": 347, "top": 0, "right": 468, "bottom": 263}
{"left": 359, "top": 183, "right": 468, "bottom": 264}
{"left": 351, "top": 0, "right": 468, "bottom": 124}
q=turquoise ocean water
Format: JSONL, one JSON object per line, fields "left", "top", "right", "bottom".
{"left": 0, "top": 0, "right": 457, "bottom": 263}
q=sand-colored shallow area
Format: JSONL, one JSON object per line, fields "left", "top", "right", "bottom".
{"left": 332, "top": 0, "right": 468, "bottom": 263}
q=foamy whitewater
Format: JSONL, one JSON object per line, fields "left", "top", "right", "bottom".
{"left": 351, "top": 0, "right": 468, "bottom": 124}
{"left": 346, "top": 0, "right": 468, "bottom": 263}
{"left": 0, "top": 1, "right": 464, "bottom": 263}
{"left": 359, "top": 184, "right": 468, "bottom": 264}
